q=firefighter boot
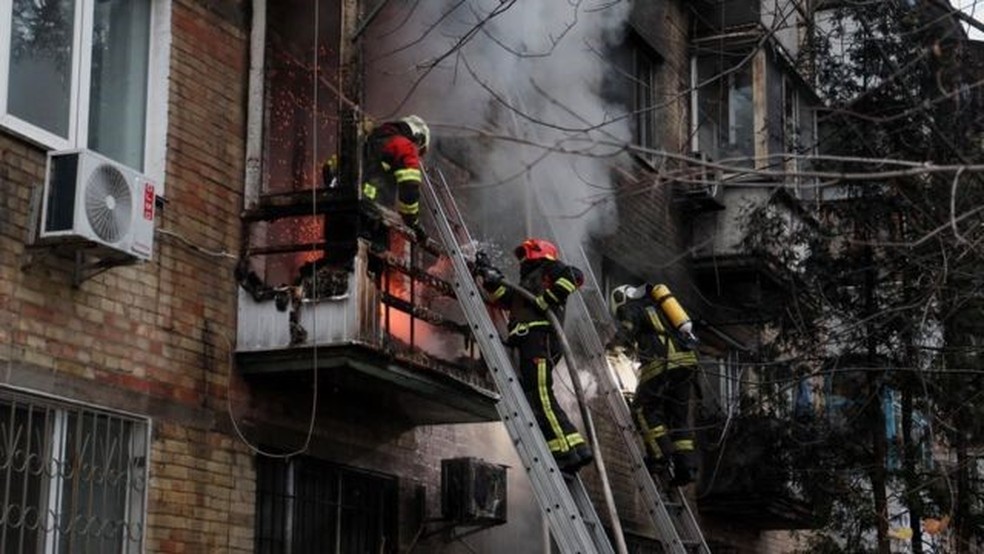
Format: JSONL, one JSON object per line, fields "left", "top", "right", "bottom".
{"left": 569, "top": 443, "right": 594, "bottom": 472}
{"left": 669, "top": 452, "right": 695, "bottom": 487}
{"left": 554, "top": 449, "right": 581, "bottom": 474}
{"left": 555, "top": 444, "right": 593, "bottom": 474}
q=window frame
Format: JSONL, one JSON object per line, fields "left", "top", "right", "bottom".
{"left": 631, "top": 40, "right": 660, "bottom": 163}
{"left": 0, "top": 0, "right": 171, "bottom": 182}
{"left": 255, "top": 455, "right": 398, "bottom": 554}
{"left": 0, "top": 386, "right": 150, "bottom": 554}
{"left": 690, "top": 54, "right": 756, "bottom": 166}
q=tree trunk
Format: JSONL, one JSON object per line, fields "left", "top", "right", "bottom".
{"left": 864, "top": 244, "right": 891, "bottom": 554}
{"left": 868, "top": 381, "right": 891, "bottom": 554}
{"left": 902, "top": 385, "right": 923, "bottom": 553}
{"left": 956, "top": 424, "right": 971, "bottom": 553}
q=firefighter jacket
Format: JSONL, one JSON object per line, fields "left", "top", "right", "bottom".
{"left": 614, "top": 295, "right": 698, "bottom": 382}
{"left": 483, "top": 259, "right": 584, "bottom": 338}
{"left": 363, "top": 122, "right": 422, "bottom": 224}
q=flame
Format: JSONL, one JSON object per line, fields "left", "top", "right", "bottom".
{"left": 380, "top": 232, "right": 424, "bottom": 345}
{"left": 294, "top": 215, "right": 324, "bottom": 267}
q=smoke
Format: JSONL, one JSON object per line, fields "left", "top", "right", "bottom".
{"left": 364, "top": 0, "right": 633, "bottom": 261}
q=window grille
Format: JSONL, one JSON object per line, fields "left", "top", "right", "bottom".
{"left": 0, "top": 387, "right": 149, "bottom": 554}
{"left": 255, "top": 456, "right": 397, "bottom": 554}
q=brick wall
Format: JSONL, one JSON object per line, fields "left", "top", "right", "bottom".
{"left": 602, "top": 0, "right": 696, "bottom": 301}
{"left": 0, "top": 0, "right": 253, "bottom": 551}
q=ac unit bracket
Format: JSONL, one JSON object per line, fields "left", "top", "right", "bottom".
{"left": 21, "top": 242, "right": 140, "bottom": 288}
{"left": 71, "top": 249, "right": 140, "bottom": 288}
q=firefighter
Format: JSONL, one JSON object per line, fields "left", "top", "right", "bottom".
{"left": 474, "top": 239, "right": 594, "bottom": 473}
{"left": 362, "top": 115, "right": 430, "bottom": 234}
{"left": 609, "top": 283, "right": 699, "bottom": 487}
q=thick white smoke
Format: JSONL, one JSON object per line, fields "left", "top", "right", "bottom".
{"left": 364, "top": 0, "right": 633, "bottom": 259}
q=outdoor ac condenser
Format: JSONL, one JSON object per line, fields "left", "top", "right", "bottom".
{"left": 38, "top": 149, "right": 157, "bottom": 261}
{"left": 441, "top": 457, "right": 508, "bottom": 525}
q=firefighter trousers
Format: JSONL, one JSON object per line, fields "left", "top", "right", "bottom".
{"left": 515, "top": 327, "right": 587, "bottom": 457}
{"left": 632, "top": 365, "right": 696, "bottom": 471}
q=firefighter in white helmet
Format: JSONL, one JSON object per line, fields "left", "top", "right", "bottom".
{"left": 362, "top": 115, "right": 430, "bottom": 235}
{"left": 609, "top": 282, "right": 699, "bottom": 487}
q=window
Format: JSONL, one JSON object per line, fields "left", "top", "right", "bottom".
{"left": 255, "top": 456, "right": 398, "bottom": 554}
{"left": 263, "top": 0, "right": 340, "bottom": 194}
{"left": 0, "top": 388, "right": 149, "bottom": 553}
{"left": 254, "top": 0, "right": 342, "bottom": 285}
{"left": 693, "top": 55, "right": 754, "bottom": 167}
{"left": 781, "top": 76, "right": 821, "bottom": 197}
{"left": 716, "top": 351, "right": 742, "bottom": 414}
{"left": 632, "top": 44, "right": 659, "bottom": 162}
{"left": 0, "top": 0, "right": 169, "bottom": 175}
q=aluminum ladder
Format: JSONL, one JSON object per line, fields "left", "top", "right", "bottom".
{"left": 422, "top": 165, "right": 711, "bottom": 553}
{"left": 523, "top": 214, "right": 711, "bottom": 553}
{"left": 420, "top": 168, "right": 615, "bottom": 554}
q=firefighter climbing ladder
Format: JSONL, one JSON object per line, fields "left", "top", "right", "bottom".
{"left": 420, "top": 168, "right": 615, "bottom": 554}
{"left": 421, "top": 167, "right": 711, "bottom": 554}
{"left": 570, "top": 296, "right": 711, "bottom": 554}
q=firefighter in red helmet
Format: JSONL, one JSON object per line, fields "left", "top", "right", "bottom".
{"left": 609, "top": 283, "right": 699, "bottom": 487}
{"left": 362, "top": 115, "right": 430, "bottom": 234}
{"left": 475, "top": 239, "right": 594, "bottom": 473}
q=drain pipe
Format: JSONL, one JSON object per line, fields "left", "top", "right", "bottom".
{"left": 505, "top": 282, "right": 629, "bottom": 554}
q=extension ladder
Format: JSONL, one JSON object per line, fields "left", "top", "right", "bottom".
{"left": 420, "top": 168, "right": 615, "bottom": 554}
{"left": 421, "top": 166, "right": 711, "bottom": 553}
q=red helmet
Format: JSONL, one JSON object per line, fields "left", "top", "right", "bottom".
{"left": 514, "top": 238, "right": 558, "bottom": 262}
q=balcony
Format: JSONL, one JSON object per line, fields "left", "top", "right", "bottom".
{"left": 689, "top": 186, "right": 811, "bottom": 317}
{"left": 236, "top": 191, "right": 499, "bottom": 425}
{"left": 697, "top": 415, "right": 815, "bottom": 529}
{"left": 671, "top": 157, "right": 726, "bottom": 214}
{"left": 691, "top": 0, "right": 806, "bottom": 58}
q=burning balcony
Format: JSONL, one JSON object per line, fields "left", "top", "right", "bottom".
{"left": 236, "top": 190, "right": 498, "bottom": 425}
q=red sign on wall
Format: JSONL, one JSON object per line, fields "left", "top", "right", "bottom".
{"left": 143, "top": 183, "right": 155, "bottom": 220}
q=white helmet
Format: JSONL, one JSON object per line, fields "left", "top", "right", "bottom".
{"left": 609, "top": 284, "right": 645, "bottom": 317}
{"left": 400, "top": 115, "right": 430, "bottom": 153}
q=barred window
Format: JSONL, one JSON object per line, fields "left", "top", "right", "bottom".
{"left": 255, "top": 456, "right": 398, "bottom": 554}
{"left": 0, "top": 388, "right": 149, "bottom": 553}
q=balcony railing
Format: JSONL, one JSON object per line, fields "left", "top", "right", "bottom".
{"left": 236, "top": 195, "right": 498, "bottom": 425}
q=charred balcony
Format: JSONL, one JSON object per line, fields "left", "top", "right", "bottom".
{"left": 236, "top": 190, "right": 498, "bottom": 425}
{"left": 697, "top": 414, "right": 815, "bottom": 530}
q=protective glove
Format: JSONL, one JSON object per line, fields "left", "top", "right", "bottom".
{"left": 473, "top": 251, "right": 493, "bottom": 272}
{"left": 477, "top": 266, "right": 504, "bottom": 288}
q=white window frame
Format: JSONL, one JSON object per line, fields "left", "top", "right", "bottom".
{"left": 718, "top": 351, "right": 743, "bottom": 414}
{"left": 0, "top": 0, "right": 171, "bottom": 183}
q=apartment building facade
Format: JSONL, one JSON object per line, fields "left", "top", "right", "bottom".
{"left": 0, "top": 0, "right": 839, "bottom": 552}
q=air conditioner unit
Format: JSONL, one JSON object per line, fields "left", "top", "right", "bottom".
{"left": 441, "top": 457, "right": 507, "bottom": 525}
{"left": 38, "top": 149, "right": 157, "bottom": 261}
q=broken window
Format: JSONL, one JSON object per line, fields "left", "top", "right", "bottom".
{"left": 694, "top": 55, "right": 754, "bottom": 167}
{"left": 257, "top": 0, "right": 343, "bottom": 285}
